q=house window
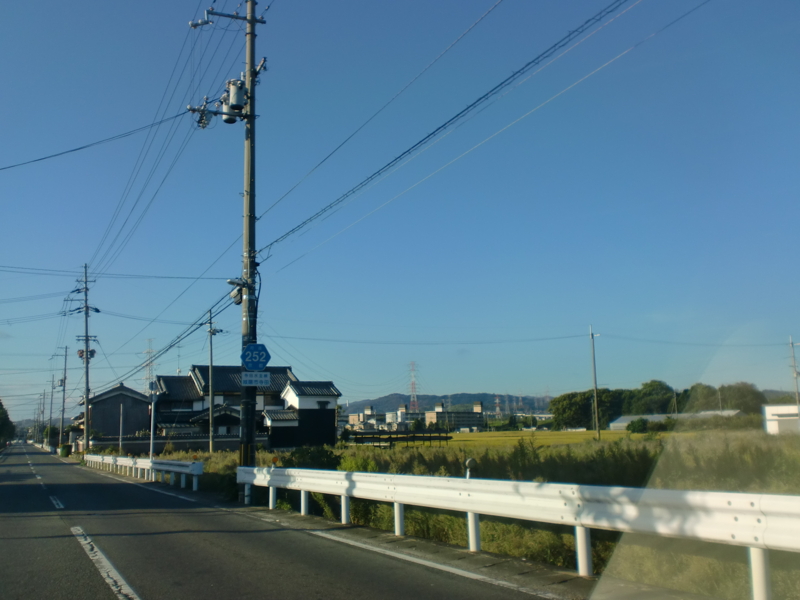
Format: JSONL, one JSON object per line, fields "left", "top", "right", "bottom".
{"left": 317, "top": 401, "right": 330, "bottom": 409}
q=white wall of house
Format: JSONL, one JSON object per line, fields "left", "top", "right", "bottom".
{"left": 193, "top": 395, "right": 225, "bottom": 411}
{"left": 763, "top": 404, "right": 799, "bottom": 435}
{"left": 282, "top": 387, "right": 335, "bottom": 410}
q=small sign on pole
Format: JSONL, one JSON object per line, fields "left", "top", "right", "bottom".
{"left": 242, "top": 372, "right": 271, "bottom": 387}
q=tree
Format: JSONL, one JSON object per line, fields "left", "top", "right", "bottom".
{"left": 626, "top": 418, "right": 649, "bottom": 433}
{"left": 550, "top": 391, "right": 592, "bottom": 430}
{"left": 719, "top": 382, "right": 767, "bottom": 414}
{"left": 409, "top": 418, "right": 425, "bottom": 432}
{"left": 43, "top": 426, "right": 60, "bottom": 443}
{"left": 684, "top": 383, "right": 718, "bottom": 412}
{"left": 550, "top": 388, "right": 624, "bottom": 430}
{"left": 0, "top": 400, "right": 14, "bottom": 444}
{"left": 623, "top": 380, "right": 674, "bottom": 415}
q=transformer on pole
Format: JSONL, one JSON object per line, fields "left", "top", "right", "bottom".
{"left": 187, "top": 1, "right": 267, "bottom": 467}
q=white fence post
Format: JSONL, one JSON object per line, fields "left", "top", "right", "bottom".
{"left": 181, "top": 473, "right": 186, "bottom": 489}
{"left": 394, "top": 502, "right": 405, "bottom": 536}
{"left": 193, "top": 475, "right": 199, "bottom": 491}
{"left": 341, "top": 495, "right": 351, "bottom": 524}
{"left": 467, "top": 511, "right": 481, "bottom": 552}
{"left": 300, "top": 490, "right": 309, "bottom": 515}
{"left": 244, "top": 484, "right": 252, "bottom": 505}
{"left": 269, "top": 486, "right": 277, "bottom": 509}
{"left": 575, "top": 526, "right": 593, "bottom": 576}
{"left": 749, "top": 547, "right": 771, "bottom": 600}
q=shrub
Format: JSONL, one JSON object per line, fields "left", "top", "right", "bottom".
{"left": 627, "top": 418, "right": 649, "bottom": 433}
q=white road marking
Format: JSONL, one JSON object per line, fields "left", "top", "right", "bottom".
{"left": 308, "top": 530, "right": 563, "bottom": 599}
{"left": 50, "top": 496, "right": 64, "bottom": 509}
{"left": 35, "top": 475, "right": 42, "bottom": 479}
{"left": 71, "top": 526, "right": 141, "bottom": 600}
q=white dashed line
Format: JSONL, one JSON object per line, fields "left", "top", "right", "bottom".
{"left": 71, "top": 526, "right": 141, "bottom": 600}
{"left": 50, "top": 496, "right": 64, "bottom": 509}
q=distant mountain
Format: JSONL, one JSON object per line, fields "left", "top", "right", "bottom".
{"left": 342, "top": 393, "right": 550, "bottom": 414}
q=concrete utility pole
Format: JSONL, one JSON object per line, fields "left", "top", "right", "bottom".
{"left": 590, "top": 326, "right": 600, "bottom": 441}
{"left": 790, "top": 336, "right": 800, "bottom": 413}
{"left": 149, "top": 381, "right": 157, "bottom": 461}
{"left": 71, "top": 264, "right": 98, "bottom": 452}
{"left": 208, "top": 310, "right": 222, "bottom": 453}
{"left": 188, "top": 0, "right": 266, "bottom": 467}
{"left": 48, "top": 375, "right": 54, "bottom": 447}
{"left": 58, "top": 347, "right": 67, "bottom": 447}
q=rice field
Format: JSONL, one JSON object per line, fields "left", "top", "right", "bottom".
{"left": 444, "top": 429, "right": 642, "bottom": 447}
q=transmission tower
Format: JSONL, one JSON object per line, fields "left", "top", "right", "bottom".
{"left": 142, "top": 338, "right": 156, "bottom": 394}
{"left": 409, "top": 362, "right": 419, "bottom": 412}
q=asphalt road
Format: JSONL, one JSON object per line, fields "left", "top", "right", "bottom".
{"left": 0, "top": 444, "right": 542, "bottom": 600}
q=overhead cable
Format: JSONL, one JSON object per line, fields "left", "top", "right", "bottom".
{"left": 257, "top": 0, "right": 632, "bottom": 256}
{"left": 0, "top": 113, "right": 187, "bottom": 173}
{"left": 258, "top": 0, "right": 507, "bottom": 219}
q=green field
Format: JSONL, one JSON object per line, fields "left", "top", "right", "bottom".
{"left": 447, "top": 429, "right": 641, "bottom": 447}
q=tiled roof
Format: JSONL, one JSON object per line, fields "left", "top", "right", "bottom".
{"left": 264, "top": 409, "right": 299, "bottom": 424}
{"left": 189, "top": 404, "right": 241, "bottom": 423}
{"left": 286, "top": 381, "right": 342, "bottom": 398}
{"left": 157, "top": 375, "right": 202, "bottom": 400}
{"left": 157, "top": 409, "right": 204, "bottom": 427}
{"left": 91, "top": 383, "right": 148, "bottom": 403}
{"left": 190, "top": 365, "right": 297, "bottom": 394}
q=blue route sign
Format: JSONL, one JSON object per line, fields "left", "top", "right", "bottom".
{"left": 241, "top": 343, "right": 271, "bottom": 371}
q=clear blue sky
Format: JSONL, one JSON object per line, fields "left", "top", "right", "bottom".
{"left": 1, "top": 0, "right": 799, "bottom": 422}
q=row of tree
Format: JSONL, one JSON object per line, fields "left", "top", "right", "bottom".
{"left": 0, "top": 399, "right": 16, "bottom": 445}
{"left": 549, "top": 380, "right": 770, "bottom": 430}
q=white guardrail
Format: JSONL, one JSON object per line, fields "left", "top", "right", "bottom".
{"left": 84, "top": 454, "right": 203, "bottom": 491}
{"left": 237, "top": 467, "right": 800, "bottom": 600}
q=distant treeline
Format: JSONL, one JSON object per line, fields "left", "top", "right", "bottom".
{"left": 549, "top": 380, "right": 779, "bottom": 430}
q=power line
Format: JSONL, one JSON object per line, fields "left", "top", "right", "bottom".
{"left": 0, "top": 112, "right": 187, "bottom": 173}
{"left": 256, "top": 0, "right": 632, "bottom": 257}
{"left": 264, "top": 334, "right": 585, "bottom": 346}
{"left": 258, "top": 0, "right": 507, "bottom": 220}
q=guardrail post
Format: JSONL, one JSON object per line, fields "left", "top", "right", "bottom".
{"left": 467, "top": 512, "right": 481, "bottom": 552}
{"left": 749, "top": 547, "right": 771, "bottom": 600}
{"left": 341, "top": 495, "right": 351, "bottom": 524}
{"left": 394, "top": 502, "right": 405, "bottom": 536}
{"left": 575, "top": 526, "right": 593, "bottom": 577}
{"left": 171, "top": 472, "right": 177, "bottom": 486}
{"left": 245, "top": 484, "right": 252, "bottom": 505}
{"left": 181, "top": 473, "right": 186, "bottom": 489}
{"left": 193, "top": 475, "right": 199, "bottom": 491}
{"left": 269, "top": 486, "right": 276, "bottom": 509}
{"left": 300, "top": 490, "right": 309, "bottom": 515}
